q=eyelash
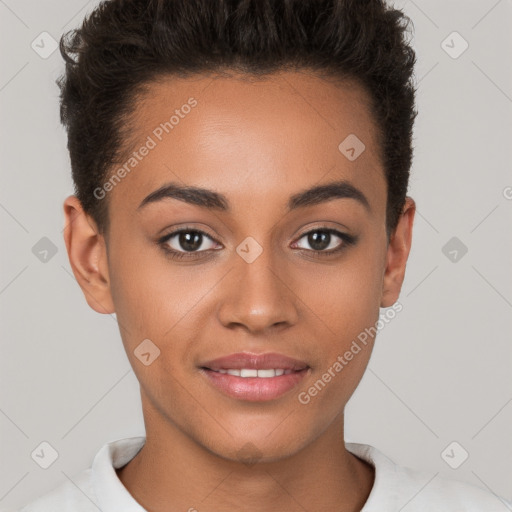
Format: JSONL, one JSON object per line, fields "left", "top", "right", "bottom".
{"left": 157, "top": 226, "right": 357, "bottom": 261}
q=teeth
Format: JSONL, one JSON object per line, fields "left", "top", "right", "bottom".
{"left": 215, "top": 368, "right": 294, "bottom": 378}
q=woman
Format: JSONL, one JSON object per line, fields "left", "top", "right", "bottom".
{"left": 19, "top": 0, "right": 507, "bottom": 510}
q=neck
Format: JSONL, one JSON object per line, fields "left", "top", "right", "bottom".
{"left": 116, "top": 400, "right": 374, "bottom": 512}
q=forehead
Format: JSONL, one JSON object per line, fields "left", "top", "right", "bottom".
{"left": 108, "top": 70, "right": 386, "bottom": 216}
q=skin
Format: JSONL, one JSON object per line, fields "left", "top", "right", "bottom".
{"left": 63, "top": 70, "right": 415, "bottom": 512}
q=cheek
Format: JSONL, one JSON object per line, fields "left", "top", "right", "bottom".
{"left": 107, "top": 234, "right": 216, "bottom": 349}
{"left": 295, "top": 248, "right": 384, "bottom": 338}
{"left": 107, "top": 233, "right": 169, "bottom": 338}
{"left": 296, "top": 256, "right": 383, "bottom": 415}
{"left": 293, "top": 240, "right": 385, "bottom": 404}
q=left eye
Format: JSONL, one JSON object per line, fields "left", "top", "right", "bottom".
{"left": 293, "top": 228, "right": 354, "bottom": 253}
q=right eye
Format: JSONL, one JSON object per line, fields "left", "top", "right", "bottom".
{"left": 158, "top": 228, "right": 222, "bottom": 260}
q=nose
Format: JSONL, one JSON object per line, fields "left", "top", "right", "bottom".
{"left": 217, "top": 247, "right": 299, "bottom": 334}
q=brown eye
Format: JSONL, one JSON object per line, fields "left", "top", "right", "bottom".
{"left": 293, "top": 228, "right": 357, "bottom": 256}
{"left": 158, "top": 228, "right": 220, "bottom": 260}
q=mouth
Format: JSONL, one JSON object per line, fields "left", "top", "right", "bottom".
{"left": 204, "top": 368, "right": 300, "bottom": 377}
{"left": 199, "top": 367, "right": 310, "bottom": 402}
{"left": 198, "top": 352, "right": 310, "bottom": 402}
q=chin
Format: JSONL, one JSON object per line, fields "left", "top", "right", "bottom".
{"left": 201, "top": 429, "right": 307, "bottom": 466}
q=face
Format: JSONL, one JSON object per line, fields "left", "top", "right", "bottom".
{"left": 64, "top": 70, "right": 414, "bottom": 463}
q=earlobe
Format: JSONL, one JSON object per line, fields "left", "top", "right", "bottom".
{"left": 62, "top": 195, "right": 115, "bottom": 314}
{"left": 380, "top": 197, "right": 416, "bottom": 308}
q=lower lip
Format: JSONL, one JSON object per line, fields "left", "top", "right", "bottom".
{"left": 200, "top": 368, "right": 310, "bottom": 402}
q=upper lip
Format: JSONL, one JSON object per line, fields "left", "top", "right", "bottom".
{"left": 200, "top": 352, "right": 309, "bottom": 371}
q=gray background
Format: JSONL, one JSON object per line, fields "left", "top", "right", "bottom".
{"left": 1, "top": 0, "right": 511, "bottom": 509}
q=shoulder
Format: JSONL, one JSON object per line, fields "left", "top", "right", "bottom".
{"left": 17, "top": 469, "right": 96, "bottom": 511}
{"left": 394, "top": 463, "right": 508, "bottom": 511}
{"left": 16, "top": 436, "right": 146, "bottom": 512}
{"left": 346, "top": 442, "right": 511, "bottom": 511}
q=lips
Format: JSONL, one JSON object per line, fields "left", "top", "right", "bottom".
{"left": 199, "top": 352, "right": 311, "bottom": 401}
{"left": 200, "top": 352, "right": 309, "bottom": 372}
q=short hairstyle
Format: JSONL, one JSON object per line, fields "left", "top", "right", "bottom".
{"left": 57, "top": 0, "right": 417, "bottom": 238}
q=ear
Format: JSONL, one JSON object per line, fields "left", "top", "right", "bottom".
{"left": 380, "top": 196, "right": 416, "bottom": 308}
{"left": 62, "top": 195, "right": 115, "bottom": 314}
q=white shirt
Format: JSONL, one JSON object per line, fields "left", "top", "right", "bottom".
{"left": 17, "top": 436, "right": 510, "bottom": 511}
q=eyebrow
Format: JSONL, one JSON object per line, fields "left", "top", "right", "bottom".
{"left": 137, "top": 179, "right": 371, "bottom": 213}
